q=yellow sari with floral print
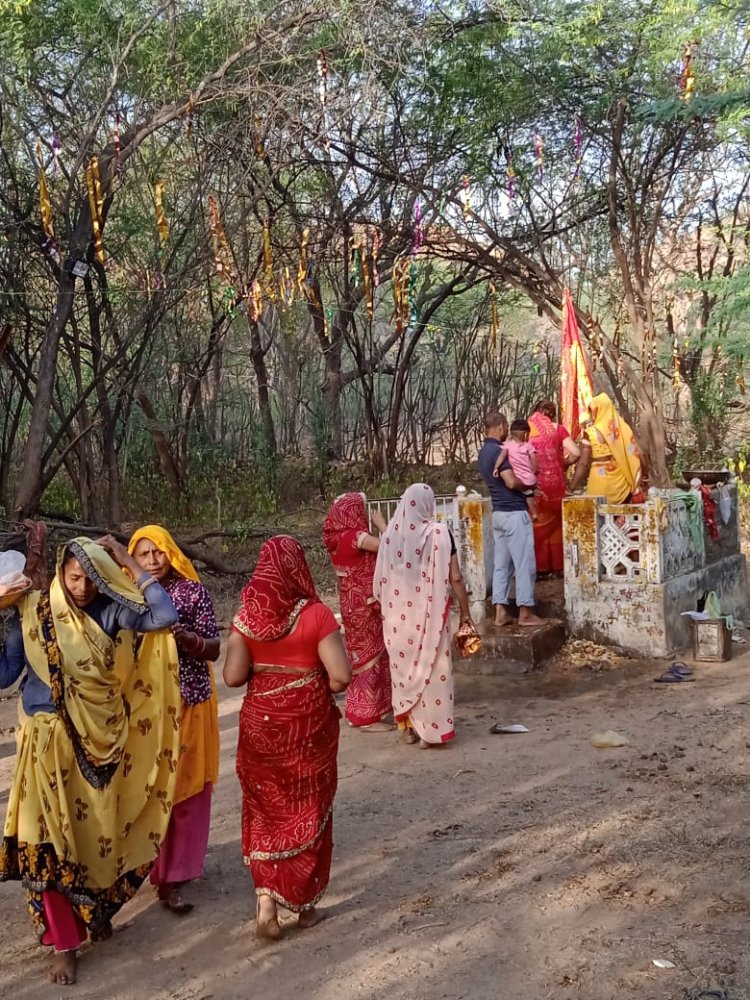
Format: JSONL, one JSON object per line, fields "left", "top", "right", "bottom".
{"left": 0, "top": 539, "right": 181, "bottom": 936}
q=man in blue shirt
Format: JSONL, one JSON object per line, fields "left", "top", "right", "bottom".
{"left": 477, "top": 410, "right": 544, "bottom": 626}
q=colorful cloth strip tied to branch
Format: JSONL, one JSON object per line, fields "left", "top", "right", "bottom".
{"left": 534, "top": 134, "right": 544, "bottom": 179}
{"left": 504, "top": 147, "right": 516, "bottom": 201}
{"left": 35, "top": 139, "right": 55, "bottom": 247}
{"left": 153, "top": 179, "right": 169, "bottom": 288}
{"left": 392, "top": 258, "right": 410, "bottom": 334}
{"left": 680, "top": 42, "right": 697, "bottom": 101}
{"left": 84, "top": 156, "right": 105, "bottom": 264}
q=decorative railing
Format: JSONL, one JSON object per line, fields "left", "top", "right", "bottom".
{"left": 596, "top": 494, "right": 707, "bottom": 583}
{"left": 366, "top": 494, "right": 460, "bottom": 556}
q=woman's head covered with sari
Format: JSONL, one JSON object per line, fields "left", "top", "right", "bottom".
{"left": 322, "top": 493, "right": 368, "bottom": 555}
{"left": 128, "top": 524, "right": 200, "bottom": 583}
{"left": 373, "top": 483, "right": 452, "bottom": 631}
{"left": 233, "top": 535, "right": 319, "bottom": 642}
{"left": 587, "top": 392, "right": 641, "bottom": 495}
{"left": 60, "top": 536, "right": 146, "bottom": 613}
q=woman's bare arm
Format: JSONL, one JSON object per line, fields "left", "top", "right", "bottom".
{"left": 449, "top": 554, "right": 472, "bottom": 622}
{"left": 562, "top": 436, "right": 581, "bottom": 466}
{"left": 223, "top": 631, "right": 253, "bottom": 687}
{"left": 318, "top": 630, "right": 351, "bottom": 693}
{"left": 568, "top": 441, "right": 592, "bottom": 492}
{"left": 358, "top": 532, "right": 380, "bottom": 553}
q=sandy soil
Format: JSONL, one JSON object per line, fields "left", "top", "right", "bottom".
{"left": 1, "top": 646, "right": 749, "bottom": 1000}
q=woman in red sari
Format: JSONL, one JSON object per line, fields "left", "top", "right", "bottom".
{"left": 527, "top": 400, "right": 581, "bottom": 574}
{"left": 322, "top": 493, "right": 393, "bottom": 731}
{"left": 223, "top": 536, "right": 350, "bottom": 941}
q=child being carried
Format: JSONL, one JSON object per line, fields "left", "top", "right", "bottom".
{"left": 492, "top": 418, "right": 538, "bottom": 520}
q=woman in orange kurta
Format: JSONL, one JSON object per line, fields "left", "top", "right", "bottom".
{"left": 129, "top": 525, "right": 220, "bottom": 914}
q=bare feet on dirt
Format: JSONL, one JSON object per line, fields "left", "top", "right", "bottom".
{"left": 493, "top": 609, "right": 515, "bottom": 627}
{"left": 48, "top": 951, "right": 77, "bottom": 985}
{"left": 255, "top": 895, "right": 282, "bottom": 941}
{"left": 298, "top": 908, "right": 324, "bottom": 929}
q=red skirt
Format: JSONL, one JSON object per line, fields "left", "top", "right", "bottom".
{"left": 236, "top": 670, "right": 340, "bottom": 912}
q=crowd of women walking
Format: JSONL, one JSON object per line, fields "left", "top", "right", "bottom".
{"left": 0, "top": 481, "right": 469, "bottom": 984}
{"left": 0, "top": 392, "right": 641, "bottom": 986}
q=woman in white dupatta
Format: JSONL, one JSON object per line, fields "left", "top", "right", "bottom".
{"left": 374, "top": 483, "right": 472, "bottom": 747}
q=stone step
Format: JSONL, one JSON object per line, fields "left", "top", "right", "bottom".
{"left": 483, "top": 576, "right": 567, "bottom": 623}
{"left": 453, "top": 619, "right": 567, "bottom": 676}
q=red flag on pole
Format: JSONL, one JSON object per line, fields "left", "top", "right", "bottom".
{"left": 559, "top": 288, "right": 594, "bottom": 440}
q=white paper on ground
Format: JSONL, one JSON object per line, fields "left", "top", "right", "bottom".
{"left": 651, "top": 959, "right": 676, "bottom": 969}
{"left": 495, "top": 724, "right": 529, "bottom": 734}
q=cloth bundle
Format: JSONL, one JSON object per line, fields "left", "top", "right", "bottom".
{"left": 0, "top": 550, "right": 31, "bottom": 609}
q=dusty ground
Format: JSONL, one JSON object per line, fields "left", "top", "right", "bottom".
{"left": 1, "top": 641, "right": 749, "bottom": 1000}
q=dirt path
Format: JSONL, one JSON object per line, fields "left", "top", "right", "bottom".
{"left": 1, "top": 650, "right": 749, "bottom": 1000}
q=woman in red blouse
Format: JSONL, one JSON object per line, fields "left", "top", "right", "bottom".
{"left": 322, "top": 493, "right": 393, "bottom": 730}
{"left": 224, "top": 536, "right": 351, "bottom": 941}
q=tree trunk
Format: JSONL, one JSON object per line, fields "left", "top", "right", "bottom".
{"left": 137, "top": 391, "right": 182, "bottom": 494}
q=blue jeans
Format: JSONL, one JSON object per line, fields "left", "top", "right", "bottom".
{"left": 492, "top": 510, "right": 536, "bottom": 607}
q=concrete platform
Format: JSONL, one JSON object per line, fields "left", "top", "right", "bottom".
{"left": 453, "top": 618, "right": 567, "bottom": 675}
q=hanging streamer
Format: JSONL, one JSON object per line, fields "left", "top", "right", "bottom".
{"left": 84, "top": 157, "right": 105, "bottom": 264}
{"left": 672, "top": 336, "right": 682, "bottom": 389}
{"left": 534, "top": 134, "right": 544, "bottom": 179}
{"left": 504, "top": 147, "right": 516, "bottom": 201}
{"left": 573, "top": 115, "right": 583, "bottom": 180}
{"left": 35, "top": 139, "right": 55, "bottom": 246}
{"left": 392, "top": 258, "right": 409, "bottom": 334}
{"left": 680, "top": 42, "right": 697, "bottom": 100}
{"left": 153, "top": 179, "right": 169, "bottom": 288}
{"left": 208, "top": 195, "right": 232, "bottom": 281}
{"left": 298, "top": 227, "right": 309, "bottom": 292}
{"left": 317, "top": 50, "right": 328, "bottom": 107}
{"left": 462, "top": 175, "right": 471, "bottom": 220}
{"left": 154, "top": 180, "right": 169, "bottom": 249}
{"left": 371, "top": 228, "right": 381, "bottom": 287}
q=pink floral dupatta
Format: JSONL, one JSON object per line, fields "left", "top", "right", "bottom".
{"left": 374, "top": 484, "right": 453, "bottom": 736}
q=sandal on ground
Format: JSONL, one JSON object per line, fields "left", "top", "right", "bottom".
{"left": 359, "top": 720, "right": 397, "bottom": 732}
{"left": 654, "top": 667, "right": 695, "bottom": 683}
{"left": 670, "top": 661, "right": 693, "bottom": 676}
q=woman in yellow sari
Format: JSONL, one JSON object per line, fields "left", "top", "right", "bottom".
{"left": 580, "top": 393, "right": 642, "bottom": 504}
{"left": 129, "top": 525, "right": 220, "bottom": 916}
{"left": 0, "top": 536, "right": 180, "bottom": 985}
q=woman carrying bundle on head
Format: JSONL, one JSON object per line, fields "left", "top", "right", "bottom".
{"left": 128, "top": 525, "right": 220, "bottom": 915}
{"left": 223, "top": 535, "right": 350, "bottom": 940}
{"left": 322, "top": 492, "right": 393, "bottom": 731}
{"left": 0, "top": 535, "right": 180, "bottom": 986}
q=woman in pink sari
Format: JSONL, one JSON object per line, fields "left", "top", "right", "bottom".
{"left": 322, "top": 493, "right": 393, "bottom": 731}
{"left": 374, "top": 483, "right": 472, "bottom": 748}
{"left": 527, "top": 401, "right": 581, "bottom": 574}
